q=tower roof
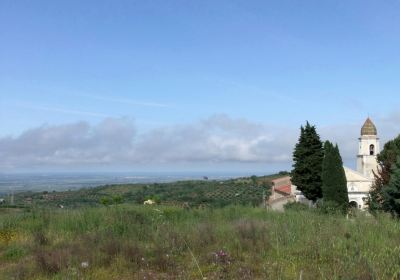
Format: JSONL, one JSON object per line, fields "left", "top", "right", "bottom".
{"left": 361, "top": 118, "right": 377, "bottom": 136}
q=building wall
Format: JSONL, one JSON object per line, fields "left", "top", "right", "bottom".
{"left": 268, "top": 196, "right": 295, "bottom": 211}
{"left": 347, "top": 180, "right": 372, "bottom": 193}
{"left": 292, "top": 178, "right": 372, "bottom": 209}
{"left": 357, "top": 135, "right": 380, "bottom": 178}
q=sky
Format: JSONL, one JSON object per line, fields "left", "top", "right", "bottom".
{"left": 1, "top": 0, "right": 400, "bottom": 173}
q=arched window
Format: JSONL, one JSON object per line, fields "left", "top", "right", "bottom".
{"left": 370, "top": 144, "right": 375, "bottom": 156}
{"left": 349, "top": 201, "right": 358, "bottom": 208}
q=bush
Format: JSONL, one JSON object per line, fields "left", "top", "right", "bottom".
{"left": 100, "top": 197, "right": 112, "bottom": 206}
{"left": 2, "top": 244, "right": 27, "bottom": 261}
{"left": 112, "top": 195, "right": 124, "bottom": 205}
{"left": 283, "top": 201, "right": 309, "bottom": 211}
{"left": 317, "top": 200, "right": 347, "bottom": 215}
{"left": 34, "top": 248, "right": 70, "bottom": 274}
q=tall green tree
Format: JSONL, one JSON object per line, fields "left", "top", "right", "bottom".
{"left": 321, "top": 141, "right": 349, "bottom": 211}
{"left": 368, "top": 135, "right": 400, "bottom": 212}
{"left": 292, "top": 122, "right": 324, "bottom": 202}
{"left": 381, "top": 156, "right": 400, "bottom": 217}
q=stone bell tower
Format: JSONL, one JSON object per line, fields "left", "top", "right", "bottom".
{"left": 357, "top": 118, "right": 380, "bottom": 178}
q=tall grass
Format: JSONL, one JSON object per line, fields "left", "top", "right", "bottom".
{"left": 1, "top": 205, "right": 400, "bottom": 279}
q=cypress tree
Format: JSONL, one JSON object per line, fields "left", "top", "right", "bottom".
{"left": 382, "top": 156, "right": 400, "bottom": 217}
{"left": 292, "top": 122, "right": 324, "bottom": 202}
{"left": 321, "top": 141, "right": 349, "bottom": 211}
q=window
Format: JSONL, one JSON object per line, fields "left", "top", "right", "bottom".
{"left": 370, "top": 144, "right": 375, "bottom": 155}
{"left": 349, "top": 201, "right": 358, "bottom": 208}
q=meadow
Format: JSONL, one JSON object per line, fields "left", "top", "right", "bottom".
{"left": 1, "top": 205, "right": 400, "bottom": 279}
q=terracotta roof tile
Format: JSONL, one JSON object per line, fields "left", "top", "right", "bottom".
{"left": 275, "top": 185, "right": 291, "bottom": 195}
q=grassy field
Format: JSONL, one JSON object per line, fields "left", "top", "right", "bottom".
{"left": 1, "top": 205, "right": 400, "bottom": 279}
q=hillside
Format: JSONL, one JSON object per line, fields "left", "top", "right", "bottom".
{"left": 1, "top": 205, "right": 399, "bottom": 279}
{"left": 11, "top": 173, "right": 286, "bottom": 209}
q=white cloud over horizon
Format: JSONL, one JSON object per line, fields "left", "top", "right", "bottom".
{"left": 1, "top": 114, "right": 399, "bottom": 172}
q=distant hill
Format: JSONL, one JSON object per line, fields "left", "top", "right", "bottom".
{"left": 12, "top": 173, "right": 288, "bottom": 208}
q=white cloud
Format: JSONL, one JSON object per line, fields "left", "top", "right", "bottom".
{"left": 0, "top": 114, "right": 399, "bottom": 171}
{"left": 0, "top": 115, "right": 296, "bottom": 170}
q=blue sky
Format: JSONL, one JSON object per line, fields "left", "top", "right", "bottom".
{"left": 1, "top": 0, "right": 400, "bottom": 172}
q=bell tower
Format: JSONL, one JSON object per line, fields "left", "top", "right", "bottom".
{"left": 357, "top": 118, "right": 380, "bottom": 178}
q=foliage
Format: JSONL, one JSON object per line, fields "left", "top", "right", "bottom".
{"left": 99, "top": 197, "right": 112, "bottom": 206}
{"left": 292, "top": 122, "right": 324, "bottom": 202}
{"left": 283, "top": 201, "right": 309, "bottom": 212}
{"left": 145, "top": 195, "right": 161, "bottom": 204}
{"left": 14, "top": 175, "right": 276, "bottom": 209}
{"left": 2, "top": 244, "right": 27, "bottom": 261}
{"left": 317, "top": 200, "right": 345, "bottom": 215}
{"left": 250, "top": 175, "right": 257, "bottom": 185}
{"left": 321, "top": 141, "right": 349, "bottom": 212}
{"left": 278, "top": 170, "right": 290, "bottom": 176}
{"left": 368, "top": 134, "right": 400, "bottom": 212}
{"left": 381, "top": 156, "right": 400, "bottom": 217}
{"left": 112, "top": 195, "right": 124, "bottom": 205}
{"left": 1, "top": 205, "right": 400, "bottom": 279}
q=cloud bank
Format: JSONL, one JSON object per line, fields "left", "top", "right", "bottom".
{"left": 0, "top": 115, "right": 296, "bottom": 170}
{"left": 1, "top": 114, "right": 399, "bottom": 171}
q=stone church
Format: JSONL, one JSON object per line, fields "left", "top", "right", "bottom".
{"left": 269, "top": 118, "right": 379, "bottom": 210}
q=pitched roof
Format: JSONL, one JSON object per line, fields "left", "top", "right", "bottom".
{"left": 271, "top": 176, "right": 291, "bottom": 187}
{"left": 343, "top": 166, "right": 372, "bottom": 182}
{"left": 274, "top": 185, "right": 292, "bottom": 195}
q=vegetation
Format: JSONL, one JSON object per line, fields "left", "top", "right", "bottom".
{"left": 292, "top": 122, "right": 324, "bottom": 202}
{"left": 368, "top": 134, "right": 400, "bottom": 212}
{"left": 1, "top": 205, "right": 400, "bottom": 279}
{"left": 321, "top": 141, "right": 349, "bottom": 212}
{"left": 9, "top": 175, "right": 276, "bottom": 209}
{"left": 381, "top": 156, "right": 400, "bottom": 217}
{"left": 3, "top": 124, "right": 400, "bottom": 278}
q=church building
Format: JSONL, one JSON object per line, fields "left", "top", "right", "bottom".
{"left": 268, "top": 118, "right": 379, "bottom": 210}
{"left": 345, "top": 118, "right": 379, "bottom": 209}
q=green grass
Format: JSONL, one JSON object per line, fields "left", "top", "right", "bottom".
{"left": 1, "top": 205, "right": 400, "bottom": 279}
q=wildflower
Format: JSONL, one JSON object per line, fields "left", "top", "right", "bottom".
{"left": 81, "top": 261, "right": 89, "bottom": 269}
{"left": 213, "top": 249, "right": 231, "bottom": 265}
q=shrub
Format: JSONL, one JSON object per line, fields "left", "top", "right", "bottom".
{"left": 122, "top": 243, "right": 144, "bottom": 267}
{"left": 233, "top": 219, "right": 269, "bottom": 252}
{"left": 34, "top": 248, "right": 70, "bottom": 274}
{"left": 0, "top": 229, "right": 16, "bottom": 244}
{"left": 2, "top": 244, "right": 27, "bottom": 261}
{"left": 33, "top": 231, "right": 49, "bottom": 246}
{"left": 112, "top": 195, "right": 124, "bottom": 205}
{"left": 100, "top": 197, "right": 112, "bottom": 206}
{"left": 194, "top": 222, "right": 216, "bottom": 247}
{"left": 99, "top": 238, "right": 122, "bottom": 266}
{"left": 318, "top": 200, "right": 346, "bottom": 215}
{"left": 283, "top": 201, "right": 309, "bottom": 211}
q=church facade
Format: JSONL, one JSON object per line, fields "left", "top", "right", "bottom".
{"left": 269, "top": 118, "right": 380, "bottom": 210}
